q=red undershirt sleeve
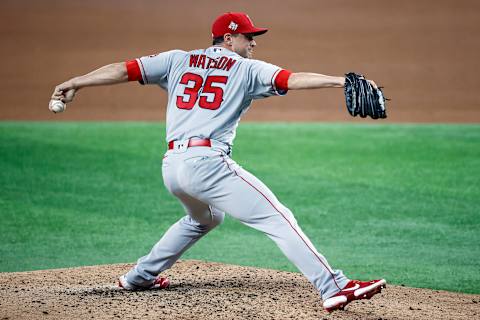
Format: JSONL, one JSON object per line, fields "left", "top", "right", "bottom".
{"left": 275, "top": 69, "right": 292, "bottom": 92}
{"left": 125, "top": 60, "right": 142, "bottom": 82}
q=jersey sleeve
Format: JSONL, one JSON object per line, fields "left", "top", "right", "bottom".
{"left": 126, "top": 50, "right": 185, "bottom": 88}
{"left": 246, "top": 59, "right": 291, "bottom": 99}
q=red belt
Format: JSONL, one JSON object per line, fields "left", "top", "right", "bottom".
{"left": 168, "top": 138, "right": 211, "bottom": 150}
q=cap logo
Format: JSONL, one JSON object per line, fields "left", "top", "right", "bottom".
{"left": 228, "top": 21, "right": 238, "bottom": 31}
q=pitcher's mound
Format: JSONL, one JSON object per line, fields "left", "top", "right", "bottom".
{"left": 0, "top": 260, "right": 478, "bottom": 319}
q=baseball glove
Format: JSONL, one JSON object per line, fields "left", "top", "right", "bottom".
{"left": 344, "top": 72, "right": 387, "bottom": 119}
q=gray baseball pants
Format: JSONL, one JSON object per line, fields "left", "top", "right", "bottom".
{"left": 125, "top": 141, "right": 349, "bottom": 299}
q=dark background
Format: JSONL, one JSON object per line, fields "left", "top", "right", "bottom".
{"left": 1, "top": 0, "right": 479, "bottom": 122}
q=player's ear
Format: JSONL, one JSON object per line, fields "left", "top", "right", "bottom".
{"left": 224, "top": 33, "right": 233, "bottom": 45}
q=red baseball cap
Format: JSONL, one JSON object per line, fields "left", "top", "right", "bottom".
{"left": 211, "top": 12, "right": 268, "bottom": 38}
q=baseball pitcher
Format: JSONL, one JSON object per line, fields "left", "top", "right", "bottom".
{"left": 51, "top": 12, "right": 386, "bottom": 312}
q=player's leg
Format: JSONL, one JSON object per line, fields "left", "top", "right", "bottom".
{"left": 124, "top": 196, "right": 224, "bottom": 287}
{"left": 194, "top": 154, "right": 349, "bottom": 299}
{"left": 123, "top": 154, "right": 224, "bottom": 288}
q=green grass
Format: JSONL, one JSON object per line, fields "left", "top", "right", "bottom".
{"left": 1, "top": 122, "right": 479, "bottom": 294}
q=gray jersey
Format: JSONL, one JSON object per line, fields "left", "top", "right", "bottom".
{"left": 135, "top": 47, "right": 286, "bottom": 146}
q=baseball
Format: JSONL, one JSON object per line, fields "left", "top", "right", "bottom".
{"left": 49, "top": 99, "right": 66, "bottom": 113}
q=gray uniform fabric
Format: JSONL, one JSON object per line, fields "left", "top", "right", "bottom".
{"left": 125, "top": 46, "right": 349, "bottom": 299}
{"left": 136, "top": 47, "right": 285, "bottom": 146}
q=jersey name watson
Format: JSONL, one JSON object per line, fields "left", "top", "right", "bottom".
{"left": 188, "top": 54, "right": 237, "bottom": 71}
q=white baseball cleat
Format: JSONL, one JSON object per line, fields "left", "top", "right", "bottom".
{"left": 323, "top": 279, "right": 386, "bottom": 312}
{"left": 118, "top": 275, "right": 170, "bottom": 291}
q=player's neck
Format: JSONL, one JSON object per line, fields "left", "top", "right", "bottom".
{"left": 219, "top": 43, "right": 233, "bottom": 51}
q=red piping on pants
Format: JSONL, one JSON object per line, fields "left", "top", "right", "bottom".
{"left": 221, "top": 156, "right": 341, "bottom": 291}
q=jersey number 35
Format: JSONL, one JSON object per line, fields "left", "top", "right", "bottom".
{"left": 176, "top": 73, "right": 228, "bottom": 110}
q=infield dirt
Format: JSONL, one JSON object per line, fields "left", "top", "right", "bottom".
{"left": 1, "top": 260, "right": 479, "bottom": 320}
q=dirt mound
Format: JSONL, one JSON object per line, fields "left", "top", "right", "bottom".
{"left": 0, "top": 260, "right": 478, "bottom": 319}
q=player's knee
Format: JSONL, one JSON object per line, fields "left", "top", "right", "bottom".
{"left": 211, "top": 211, "right": 225, "bottom": 227}
{"left": 192, "top": 210, "right": 224, "bottom": 230}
